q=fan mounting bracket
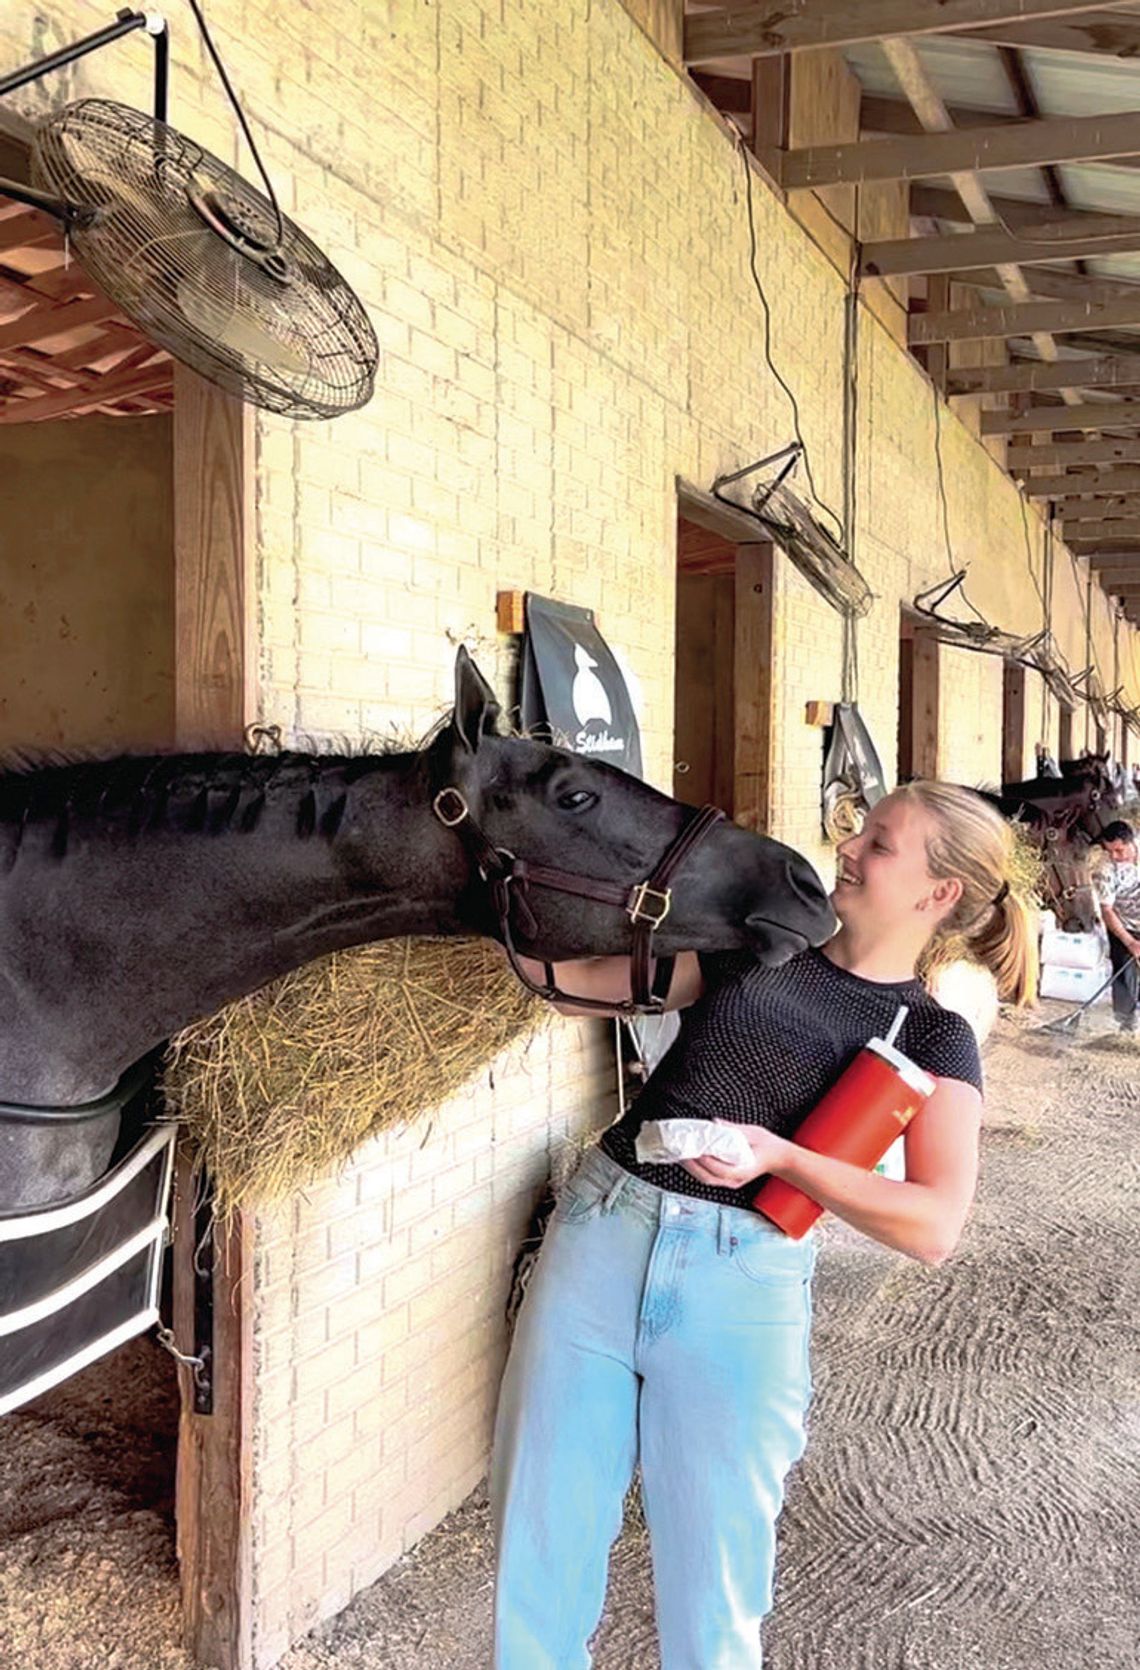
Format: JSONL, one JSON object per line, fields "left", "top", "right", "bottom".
{"left": 0, "top": 8, "right": 169, "bottom": 123}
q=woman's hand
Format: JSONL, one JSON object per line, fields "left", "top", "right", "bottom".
{"left": 681, "top": 1121, "right": 788, "bottom": 1189}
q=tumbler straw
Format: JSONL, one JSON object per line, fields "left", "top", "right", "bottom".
{"left": 884, "top": 1004, "right": 908, "bottom": 1050}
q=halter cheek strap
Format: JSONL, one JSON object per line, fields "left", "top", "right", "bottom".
{"left": 432, "top": 789, "right": 725, "bottom": 1015}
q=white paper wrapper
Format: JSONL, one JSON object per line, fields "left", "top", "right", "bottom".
{"left": 635, "top": 1118, "right": 753, "bottom": 1168}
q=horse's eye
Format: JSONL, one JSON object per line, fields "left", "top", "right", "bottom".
{"left": 557, "top": 789, "right": 598, "bottom": 812}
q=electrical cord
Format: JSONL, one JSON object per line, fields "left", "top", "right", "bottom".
{"left": 931, "top": 381, "right": 991, "bottom": 626}
{"left": 737, "top": 132, "right": 845, "bottom": 545}
{"left": 183, "top": 0, "right": 285, "bottom": 248}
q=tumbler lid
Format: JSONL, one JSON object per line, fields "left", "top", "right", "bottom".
{"left": 865, "top": 1038, "right": 936, "bottom": 1098}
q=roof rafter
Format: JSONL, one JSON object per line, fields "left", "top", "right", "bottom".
{"left": 776, "top": 106, "right": 1140, "bottom": 190}
{"left": 947, "top": 353, "right": 1140, "bottom": 395}
{"left": 877, "top": 33, "right": 1078, "bottom": 406}
{"left": 1009, "top": 438, "right": 1140, "bottom": 467}
{"left": 911, "top": 291, "right": 1140, "bottom": 343}
{"left": 684, "top": 3, "right": 1118, "bottom": 63}
{"left": 982, "top": 399, "right": 1140, "bottom": 433}
{"left": 1068, "top": 519, "right": 1140, "bottom": 540}
{"left": 1055, "top": 496, "right": 1140, "bottom": 516}
{"left": 1021, "top": 465, "right": 1140, "bottom": 494}
{"left": 962, "top": 10, "right": 1140, "bottom": 57}
{"left": 863, "top": 216, "right": 1140, "bottom": 276}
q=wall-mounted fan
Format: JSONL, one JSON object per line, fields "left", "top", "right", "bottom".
{"left": 711, "top": 444, "right": 874, "bottom": 619}
{"left": 0, "top": 9, "right": 378, "bottom": 421}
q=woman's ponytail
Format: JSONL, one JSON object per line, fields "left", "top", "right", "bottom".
{"left": 894, "top": 781, "right": 1040, "bottom": 1006}
{"left": 963, "top": 878, "right": 1039, "bottom": 1007}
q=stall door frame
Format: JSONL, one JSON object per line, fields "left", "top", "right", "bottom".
{"left": 675, "top": 486, "right": 775, "bottom": 834}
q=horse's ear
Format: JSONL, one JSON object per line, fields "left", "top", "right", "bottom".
{"left": 452, "top": 646, "right": 501, "bottom": 753}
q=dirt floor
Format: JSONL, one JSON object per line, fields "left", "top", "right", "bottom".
{"left": 2, "top": 1000, "right": 1137, "bottom": 1670}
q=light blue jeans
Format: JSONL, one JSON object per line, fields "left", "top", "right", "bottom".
{"left": 491, "top": 1146, "right": 817, "bottom": 1669}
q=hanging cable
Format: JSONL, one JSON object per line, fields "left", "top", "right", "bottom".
{"left": 736, "top": 132, "right": 845, "bottom": 545}
{"left": 184, "top": 0, "right": 285, "bottom": 248}
{"left": 931, "top": 382, "right": 990, "bottom": 628}
{"left": 841, "top": 232, "right": 861, "bottom": 705}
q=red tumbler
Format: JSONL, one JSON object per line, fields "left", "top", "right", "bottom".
{"left": 751, "top": 1023, "right": 935, "bottom": 1240}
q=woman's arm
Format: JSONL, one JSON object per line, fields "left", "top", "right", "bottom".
{"left": 683, "top": 1076, "right": 982, "bottom": 1266}
{"left": 513, "top": 952, "right": 705, "bottom": 1017}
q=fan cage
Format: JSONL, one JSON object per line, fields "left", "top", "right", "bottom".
{"left": 32, "top": 100, "right": 378, "bottom": 421}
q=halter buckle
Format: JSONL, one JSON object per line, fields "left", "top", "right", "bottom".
{"left": 433, "top": 787, "right": 469, "bottom": 828}
{"left": 627, "top": 882, "right": 671, "bottom": 929}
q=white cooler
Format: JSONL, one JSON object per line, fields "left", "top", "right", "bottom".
{"left": 1040, "top": 930, "right": 1105, "bottom": 972}
{"left": 1038, "top": 962, "right": 1112, "bottom": 1004}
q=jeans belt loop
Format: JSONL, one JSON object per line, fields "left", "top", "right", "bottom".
{"left": 602, "top": 1174, "right": 627, "bottom": 1215}
{"left": 717, "top": 1208, "right": 732, "bottom": 1257}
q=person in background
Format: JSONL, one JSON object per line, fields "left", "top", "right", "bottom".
{"left": 1092, "top": 820, "right": 1140, "bottom": 1034}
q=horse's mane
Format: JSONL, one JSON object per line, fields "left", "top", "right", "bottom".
{"left": 0, "top": 738, "right": 426, "bottom": 861}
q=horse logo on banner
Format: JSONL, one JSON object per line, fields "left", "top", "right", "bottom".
{"left": 520, "top": 594, "right": 643, "bottom": 778}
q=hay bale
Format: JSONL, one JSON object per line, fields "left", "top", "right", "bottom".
{"left": 164, "top": 938, "right": 545, "bottom": 1216}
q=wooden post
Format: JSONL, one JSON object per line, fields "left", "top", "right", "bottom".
{"left": 1059, "top": 704, "right": 1074, "bottom": 762}
{"left": 733, "top": 543, "right": 775, "bottom": 832}
{"left": 912, "top": 629, "right": 940, "bottom": 779}
{"left": 172, "top": 363, "right": 254, "bottom": 1670}
{"left": 1002, "top": 662, "right": 1027, "bottom": 784}
{"left": 173, "top": 364, "right": 255, "bottom": 746}
{"left": 925, "top": 276, "right": 950, "bottom": 396}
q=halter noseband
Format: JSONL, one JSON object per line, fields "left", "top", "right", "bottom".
{"left": 432, "top": 787, "right": 725, "bottom": 1014}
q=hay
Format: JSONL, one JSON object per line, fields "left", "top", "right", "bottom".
{"left": 164, "top": 938, "right": 545, "bottom": 1216}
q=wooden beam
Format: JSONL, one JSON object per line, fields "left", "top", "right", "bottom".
{"left": 1008, "top": 437, "right": 1140, "bottom": 468}
{"left": 879, "top": 29, "right": 1070, "bottom": 406}
{"left": 911, "top": 292, "right": 1140, "bottom": 345}
{"left": 0, "top": 207, "right": 58, "bottom": 255}
{"left": 908, "top": 181, "right": 1140, "bottom": 242}
{"left": 862, "top": 219, "right": 1140, "bottom": 278}
{"left": 1054, "top": 494, "right": 1140, "bottom": 514}
{"left": 0, "top": 359, "right": 172, "bottom": 423}
{"left": 1002, "top": 662, "right": 1027, "bottom": 787}
{"left": 777, "top": 106, "right": 1140, "bottom": 190}
{"left": 733, "top": 543, "right": 774, "bottom": 834}
{"left": 983, "top": 400, "right": 1140, "bottom": 435}
{"left": 1063, "top": 517, "right": 1140, "bottom": 542}
{"left": 1022, "top": 467, "right": 1140, "bottom": 496}
{"left": 683, "top": 2, "right": 1116, "bottom": 63}
{"left": 965, "top": 11, "right": 1140, "bottom": 57}
{"left": 691, "top": 71, "right": 751, "bottom": 114}
{"left": 172, "top": 364, "right": 254, "bottom": 1670}
{"left": 1069, "top": 540, "right": 1140, "bottom": 555}
{"left": 864, "top": 95, "right": 1005, "bottom": 139}
{"left": 943, "top": 264, "right": 1140, "bottom": 310}
{"left": 947, "top": 353, "right": 1140, "bottom": 396}
{"left": 0, "top": 293, "right": 120, "bottom": 354}
{"left": 913, "top": 630, "right": 940, "bottom": 779}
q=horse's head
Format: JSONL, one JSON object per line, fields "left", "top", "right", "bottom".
{"left": 423, "top": 649, "right": 836, "bottom": 964}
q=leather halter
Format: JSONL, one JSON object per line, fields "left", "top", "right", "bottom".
{"left": 432, "top": 787, "right": 725, "bottom": 1014}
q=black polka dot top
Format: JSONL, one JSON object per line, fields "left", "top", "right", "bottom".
{"left": 601, "top": 946, "right": 984, "bottom": 1208}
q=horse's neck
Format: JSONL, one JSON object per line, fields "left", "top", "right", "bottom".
{"left": 0, "top": 753, "right": 464, "bottom": 1105}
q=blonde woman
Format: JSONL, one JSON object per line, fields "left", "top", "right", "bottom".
{"left": 493, "top": 782, "right": 1036, "bottom": 1670}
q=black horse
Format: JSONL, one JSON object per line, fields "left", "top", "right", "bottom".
{"left": 0, "top": 649, "right": 835, "bottom": 1107}
{"left": 979, "top": 753, "right": 1121, "bottom": 931}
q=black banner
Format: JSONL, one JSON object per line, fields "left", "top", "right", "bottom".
{"left": 520, "top": 593, "right": 643, "bottom": 779}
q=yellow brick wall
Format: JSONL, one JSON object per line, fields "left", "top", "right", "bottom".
{"left": 6, "top": 4, "right": 1140, "bottom": 1665}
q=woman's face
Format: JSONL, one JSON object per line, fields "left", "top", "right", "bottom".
{"left": 833, "top": 794, "right": 960, "bottom": 930}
